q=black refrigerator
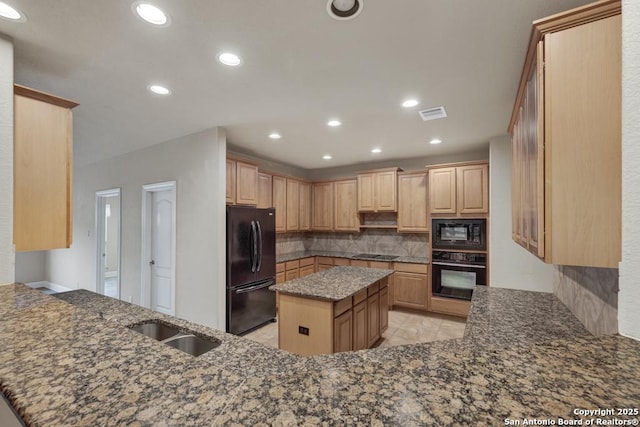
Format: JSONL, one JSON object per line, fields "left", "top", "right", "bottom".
{"left": 226, "top": 206, "right": 276, "bottom": 335}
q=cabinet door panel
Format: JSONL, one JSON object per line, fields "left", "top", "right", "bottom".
{"left": 299, "top": 181, "right": 311, "bottom": 231}
{"left": 273, "top": 176, "right": 287, "bottom": 233}
{"left": 367, "top": 292, "right": 380, "bottom": 347}
{"left": 334, "top": 180, "right": 360, "bottom": 231}
{"left": 393, "top": 272, "right": 427, "bottom": 311}
{"left": 235, "top": 162, "right": 258, "bottom": 205}
{"left": 457, "top": 164, "right": 488, "bottom": 214}
{"left": 225, "top": 159, "right": 236, "bottom": 205}
{"left": 286, "top": 179, "right": 299, "bottom": 231}
{"left": 357, "top": 173, "right": 375, "bottom": 212}
{"left": 257, "top": 173, "right": 273, "bottom": 209}
{"left": 353, "top": 300, "right": 367, "bottom": 351}
{"left": 312, "top": 182, "right": 334, "bottom": 231}
{"left": 375, "top": 170, "right": 397, "bottom": 211}
{"left": 429, "top": 168, "right": 456, "bottom": 214}
{"left": 333, "top": 309, "right": 353, "bottom": 353}
{"left": 397, "top": 172, "right": 428, "bottom": 232}
{"left": 379, "top": 286, "right": 389, "bottom": 333}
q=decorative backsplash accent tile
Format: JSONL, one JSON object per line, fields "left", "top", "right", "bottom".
{"left": 553, "top": 265, "right": 618, "bottom": 336}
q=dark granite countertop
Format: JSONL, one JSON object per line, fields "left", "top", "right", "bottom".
{"left": 276, "top": 250, "right": 429, "bottom": 265}
{"left": 1, "top": 283, "right": 639, "bottom": 426}
{"left": 270, "top": 266, "right": 394, "bottom": 301}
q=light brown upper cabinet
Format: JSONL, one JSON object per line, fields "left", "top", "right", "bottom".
{"left": 397, "top": 171, "right": 428, "bottom": 232}
{"left": 273, "top": 175, "right": 287, "bottom": 233}
{"left": 509, "top": 0, "right": 621, "bottom": 268}
{"left": 226, "top": 158, "right": 258, "bottom": 206}
{"left": 286, "top": 178, "right": 300, "bottom": 231}
{"left": 299, "top": 181, "right": 312, "bottom": 232}
{"left": 14, "top": 85, "right": 78, "bottom": 252}
{"left": 428, "top": 162, "right": 488, "bottom": 217}
{"left": 357, "top": 167, "right": 399, "bottom": 212}
{"left": 312, "top": 182, "right": 334, "bottom": 231}
{"left": 257, "top": 172, "right": 273, "bottom": 209}
{"left": 334, "top": 179, "right": 360, "bottom": 232}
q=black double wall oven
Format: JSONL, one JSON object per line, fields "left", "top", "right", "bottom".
{"left": 431, "top": 219, "right": 487, "bottom": 301}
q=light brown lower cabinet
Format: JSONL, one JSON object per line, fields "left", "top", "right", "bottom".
{"left": 379, "top": 285, "right": 389, "bottom": 333}
{"left": 392, "top": 263, "right": 429, "bottom": 311}
{"left": 285, "top": 260, "right": 300, "bottom": 281}
{"left": 317, "top": 257, "right": 334, "bottom": 271}
{"left": 333, "top": 309, "right": 353, "bottom": 353}
{"left": 352, "top": 290, "right": 368, "bottom": 351}
{"left": 367, "top": 292, "right": 380, "bottom": 347}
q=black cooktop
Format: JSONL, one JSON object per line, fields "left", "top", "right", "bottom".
{"left": 353, "top": 253, "right": 398, "bottom": 261}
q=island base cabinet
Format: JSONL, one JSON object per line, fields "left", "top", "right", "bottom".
{"left": 277, "top": 277, "right": 389, "bottom": 356}
{"left": 278, "top": 294, "right": 334, "bottom": 356}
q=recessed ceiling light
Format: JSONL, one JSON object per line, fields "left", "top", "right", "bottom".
{"left": 323, "top": 155, "right": 333, "bottom": 160}
{"left": 0, "top": 2, "right": 25, "bottom": 21}
{"left": 430, "top": 139, "right": 443, "bottom": 145}
{"left": 327, "top": 120, "right": 341, "bottom": 127}
{"left": 133, "top": 2, "right": 169, "bottom": 26}
{"left": 371, "top": 148, "right": 382, "bottom": 154}
{"left": 402, "top": 99, "right": 419, "bottom": 108}
{"left": 148, "top": 84, "right": 171, "bottom": 95}
{"left": 218, "top": 52, "right": 242, "bottom": 66}
{"left": 269, "top": 133, "right": 282, "bottom": 140}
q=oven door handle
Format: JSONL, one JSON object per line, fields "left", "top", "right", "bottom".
{"left": 432, "top": 261, "right": 486, "bottom": 269}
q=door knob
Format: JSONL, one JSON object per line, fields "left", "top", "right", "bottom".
{"left": 149, "top": 260, "right": 155, "bottom": 265}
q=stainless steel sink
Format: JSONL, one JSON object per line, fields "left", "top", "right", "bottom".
{"left": 163, "top": 335, "right": 221, "bottom": 356}
{"left": 128, "top": 320, "right": 220, "bottom": 357}
{"left": 130, "top": 321, "right": 181, "bottom": 341}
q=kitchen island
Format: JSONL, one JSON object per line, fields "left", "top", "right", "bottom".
{"left": 1, "top": 284, "right": 639, "bottom": 426}
{"left": 271, "top": 266, "right": 394, "bottom": 356}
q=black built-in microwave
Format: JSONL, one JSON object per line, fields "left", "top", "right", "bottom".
{"left": 432, "top": 219, "right": 486, "bottom": 250}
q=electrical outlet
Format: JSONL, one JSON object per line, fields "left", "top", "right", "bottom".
{"left": 298, "top": 326, "right": 309, "bottom": 336}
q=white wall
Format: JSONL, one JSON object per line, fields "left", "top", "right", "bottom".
{"left": 489, "top": 135, "right": 554, "bottom": 292}
{"left": 0, "top": 36, "right": 14, "bottom": 285}
{"left": 15, "top": 252, "right": 47, "bottom": 284}
{"left": 619, "top": 0, "right": 640, "bottom": 340}
{"left": 47, "top": 127, "right": 227, "bottom": 330}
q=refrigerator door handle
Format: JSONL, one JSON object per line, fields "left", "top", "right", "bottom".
{"left": 235, "top": 280, "right": 274, "bottom": 294}
{"left": 256, "top": 220, "right": 263, "bottom": 272}
{"left": 250, "top": 221, "right": 257, "bottom": 273}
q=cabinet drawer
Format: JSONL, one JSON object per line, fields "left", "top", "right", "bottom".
{"left": 299, "top": 257, "right": 315, "bottom": 267}
{"left": 285, "top": 260, "right": 300, "bottom": 270}
{"left": 378, "top": 276, "right": 389, "bottom": 288}
{"left": 333, "top": 257, "right": 350, "bottom": 266}
{"left": 334, "top": 297, "right": 352, "bottom": 317}
{"left": 369, "top": 261, "right": 390, "bottom": 269}
{"left": 276, "top": 263, "right": 285, "bottom": 273}
{"left": 350, "top": 259, "right": 369, "bottom": 268}
{"left": 317, "top": 257, "right": 333, "bottom": 265}
{"left": 299, "top": 264, "right": 315, "bottom": 278}
{"left": 367, "top": 282, "right": 380, "bottom": 296}
{"left": 353, "top": 289, "right": 367, "bottom": 305}
{"left": 394, "top": 262, "right": 428, "bottom": 274}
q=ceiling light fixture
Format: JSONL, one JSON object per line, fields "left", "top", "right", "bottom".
{"left": 371, "top": 148, "right": 382, "bottom": 154}
{"left": 327, "top": 120, "right": 341, "bottom": 127}
{"left": 148, "top": 84, "right": 171, "bottom": 95}
{"left": 323, "top": 155, "right": 333, "bottom": 160}
{"left": 269, "top": 133, "right": 282, "bottom": 140}
{"left": 327, "top": 0, "right": 363, "bottom": 20}
{"left": 430, "top": 139, "right": 443, "bottom": 145}
{"left": 218, "top": 52, "right": 242, "bottom": 67}
{"left": 402, "top": 99, "right": 419, "bottom": 108}
{"left": 133, "top": 2, "right": 169, "bottom": 26}
{"left": 0, "top": 2, "right": 25, "bottom": 21}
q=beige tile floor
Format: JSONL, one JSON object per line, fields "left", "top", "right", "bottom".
{"left": 243, "top": 309, "right": 467, "bottom": 350}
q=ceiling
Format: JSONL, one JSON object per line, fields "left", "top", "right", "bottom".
{"left": 0, "top": 0, "right": 593, "bottom": 169}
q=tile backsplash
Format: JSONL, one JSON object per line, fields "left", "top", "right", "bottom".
{"left": 553, "top": 265, "right": 618, "bottom": 335}
{"left": 276, "top": 229, "right": 429, "bottom": 258}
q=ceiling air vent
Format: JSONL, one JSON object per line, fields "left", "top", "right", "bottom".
{"left": 419, "top": 106, "right": 447, "bottom": 122}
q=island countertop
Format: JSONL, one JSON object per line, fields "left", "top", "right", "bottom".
{"left": 1, "top": 283, "right": 639, "bottom": 426}
{"left": 270, "top": 266, "right": 394, "bottom": 301}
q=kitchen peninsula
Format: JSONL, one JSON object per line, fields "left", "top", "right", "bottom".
{"left": 272, "top": 266, "right": 393, "bottom": 355}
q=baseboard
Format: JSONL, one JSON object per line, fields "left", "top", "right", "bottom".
{"left": 26, "top": 281, "right": 73, "bottom": 293}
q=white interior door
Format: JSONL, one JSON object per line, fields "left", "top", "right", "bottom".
{"left": 144, "top": 184, "right": 176, "bottom": 315}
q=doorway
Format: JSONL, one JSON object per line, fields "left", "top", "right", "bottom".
{"left": 141, "top": 181, "right": 177, "bottom": 315}
{"left": 96, "top": 188, "right": 121, "bottom": 299}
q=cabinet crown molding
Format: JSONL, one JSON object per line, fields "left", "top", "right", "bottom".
{"left": 14, "top": 84, "right": 79, "bottom": 109}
